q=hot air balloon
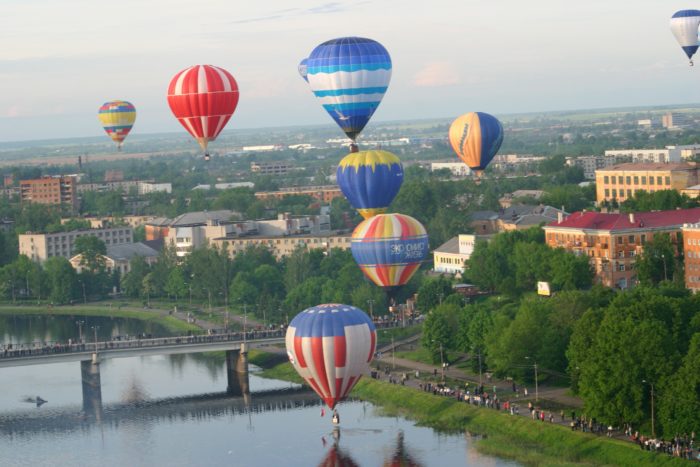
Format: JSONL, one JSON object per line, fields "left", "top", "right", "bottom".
{"left": 670, "top": 10, "right": 700, "bottom": 65}
{"left": 351, "top": 214, "right": 428, "bottom": 296}
{"left": 448, "top": 112, "right": 503, "bottom": 178}
{"left": 98, "top": 100, "right": 136, "bottom": 151}
{"left": 285, "top": 304, "right": 376, "bottom": 410}
{"left": 337, "top": 150, "right": 403, "bottom": 219}
{"left": 306, "top": 37, "right": 392, "bottom": 150}
{"left": 299, "top": 58, "right": 309, "bottom": 83}
{"left": 167, "top": 64, "right": 240, "bottom": 161}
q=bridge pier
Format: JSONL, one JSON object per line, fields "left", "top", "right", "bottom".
{"left": 80, "top": 355, "right": 103, "bottom": 419}
{"left": 226, "top": 344, "right": 250, "bottom": 396}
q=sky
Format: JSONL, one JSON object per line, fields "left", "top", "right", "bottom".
{"left": 1, "top": 0, "right": 700, "bottom": 142}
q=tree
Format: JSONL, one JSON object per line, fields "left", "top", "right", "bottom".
{"left": 416, "top": 276, "right": 453, "bottom": 313}
{"left": 657, "top": 333, "right": 700, "bottom": 436}
{"left": 73, "top": 235, "right": 107, "bottom": 272}
{"left": 164, "top": 267, "right": 188, "bottom": 301}
{"left": 44, "top": 257, "right": 77, "bottom": 304}
{"left": 121, "top": 256, "right": 149, "bottom": 298}
{"left": 228, "top": 272, "right": 258, "bottom": 308}
{"left": 635, "top": 233, "right": 679, "bottom": 286}
{"left": 421, "top": 303, "right": 460, "bottom": 364}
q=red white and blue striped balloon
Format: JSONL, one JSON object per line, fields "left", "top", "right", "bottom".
{"left": 285, "top": 304, "right": 376, "bottom": 409}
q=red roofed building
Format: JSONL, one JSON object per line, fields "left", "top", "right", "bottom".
{"left": 544, "top": 208, "right": 700, "bottom": 289}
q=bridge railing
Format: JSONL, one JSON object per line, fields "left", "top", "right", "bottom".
{"left": 0, "top": 319, "right": 408, "bottom": 360}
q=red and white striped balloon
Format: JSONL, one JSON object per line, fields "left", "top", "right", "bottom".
{"left": 166, "top": 64, "right": 239, "bottom": 159}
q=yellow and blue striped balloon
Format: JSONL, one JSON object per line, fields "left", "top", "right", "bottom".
{"left": 306, "top": 37, "right": 391, "bottom": 141}
{"left": 337, "top": 150, "right": 403, "bottom": 219}
{"left": 448, "top": 112, "right": 503, "bottom": 178}
{"left": 98, "top": 100, "right": 136, "bottom": 150}
{"left": 351, "top": 214, "right": 428, "bottom": 293}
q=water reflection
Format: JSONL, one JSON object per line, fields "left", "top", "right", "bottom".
{"left": 383, "top": 430, "right": 423, "bottom": 467}
{"left": 318, "top": 440, "right": 360, "bottom": 467}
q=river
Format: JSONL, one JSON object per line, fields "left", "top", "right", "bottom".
{"left": 0, "top": 314, "right": 518, "bottom": 466}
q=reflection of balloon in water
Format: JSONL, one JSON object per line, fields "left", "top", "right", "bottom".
{"left": 670, "top": 10, "right": 700, "bottom": 65}
{"left": 383, "top": 431, "right": 423, "bottom": 467}
{"left": 306, "top": 37, "right": 392, "bottom": 141}
{"left": 318, "top": 443, "right": 360, "bottom": 467}
{"left": 337, "top": 150, "right": 403, "bottom": 219}
{"left": 448, "top": 112, "right": 503, "bottom": 178}
{"left": 167, "top": 64, "right": 240, "bottom": 161}
{"left": 98, "top": 100, "right": 136, "bottom": 151}
{"left": 285, "top": 304, "right": 376, "bottom": 410}
{"left": 351, "top": 214, "right": 429, "bottom": 295}
{"left": 299, "top": 58, "right": 309, "bottom": 82}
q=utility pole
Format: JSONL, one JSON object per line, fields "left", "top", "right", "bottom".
{"left": 76, "top": 320, "right": 84, "bottom": 342}
{"left": 91, "top": 325, "right": 99, "bottom": 352}
{"left": 391, "top": 335, "right": 396, "bottom": 370}
{"left": 478, "top": 349, "right": 483, "bottom": 387}
{"left": 367, "top": 299, "right": 374, "bottom": 320}
{"left": 243, "top": 303, "right": 247, "bottom": 343}
{"left": 534, "top": 361, "right": 539, "bottom": 402}
{"left": 643, "top": 380, "right": 655, "bottom": 438}
{"left": 440, "top": 342, "right": 445, "bottom": 383}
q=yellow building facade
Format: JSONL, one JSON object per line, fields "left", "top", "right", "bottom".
{"left": 595, "top": 163, "right": 698, "bottom": 205}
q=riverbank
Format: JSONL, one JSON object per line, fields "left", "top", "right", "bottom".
{"left": 0, "top": 304, "right": 200, "bottom": 334}
{"left": 257, "top": 358, "right": 690, "bottom": 466}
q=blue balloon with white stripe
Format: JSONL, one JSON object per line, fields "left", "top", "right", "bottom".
{"left": 670, "top": 10, "right": 700, "bottom": 65}
{"left": 306, "top": 37, "right": 392, "bottom": 141}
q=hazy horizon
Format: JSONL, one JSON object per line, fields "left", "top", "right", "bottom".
{"left": 3, "top": 0, "right": 700, "bottom": 142}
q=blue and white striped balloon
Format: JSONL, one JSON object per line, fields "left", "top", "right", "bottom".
{"left": 306, "top": 37, "right": 392, "bottom": 141}
{"left": 670, "top": 10, "right": 700, "bottom": 65}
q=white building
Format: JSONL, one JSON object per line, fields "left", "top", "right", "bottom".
{"left": 433, "top": 234, "right": 485, "bottom": 275}
{"left": 138, "top": 182, "right": 172, "bottom": 195}
{"left": 566, "top": 156, "right": 615, "bottom": 180}
{"left": 430, "top": 162, "right": 471, "bottom": 177}
{"left": 19, "top": 227, "right": 134, "bottom": 262}
{"left": 604, "top": 145, "right": 700, "bottom": 164}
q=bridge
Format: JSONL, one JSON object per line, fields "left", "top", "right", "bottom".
{"left": 0, "top": 387, "right": 324, "bottom": 436}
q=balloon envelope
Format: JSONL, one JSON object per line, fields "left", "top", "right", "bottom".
{"left": 337, "top": 150, "right": 403, "bottom": 219}
{"left": 167, "top": 64, "right": 239, "bottom": 155}
{"left": 285, "top": 304, "right": 376, "bottom": 410}
{"left": 448, "top": 112, "right": 503, "bottom": 177}
{"left": 98, "top": 100, "right": 136, "bottom": 149}
{"left": 670, "top": 10, "right": 700, "bottom": 62}
{"left": 298, "top": 58, "right": 309, "bottom": 82}
{"left": 306, "top": 37, "right": 392, "bottom": 141}
{"left": 351, "top": 214, "right": 428, "bottom": 291}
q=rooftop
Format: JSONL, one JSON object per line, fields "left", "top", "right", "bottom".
{"left": 546, "top": 207, "right": 700, "bottom": 231}
{"left": 433, "top": 236, "right": 460, "bottom": 254}
{"left": 106, "top": 242, "right": 159, "bottom": 261}
{"left": 598, "top": 162, "right": 695, "bottom": 172}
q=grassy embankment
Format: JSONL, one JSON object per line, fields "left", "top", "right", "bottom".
{"left": 256, "top": 357, "right": 690, "bottom": 467}
{"left": 0, "top": 305, "right": 199, "bottom": 334}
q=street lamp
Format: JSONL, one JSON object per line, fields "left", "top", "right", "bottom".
{"left": 525, "top": 356, "right": 538, "bottom": 402}
{"left": 79, "top": 280, "right": 87, "bottom": 304}
{"left": 642, "top": 380, "right": 656, "bottom": 438}
{"left": 243, "top": 303, "right": 248, "bottom": 343}
{"left": 91, "top": 325, "right": 100, "bottom": 352}
{"left": 432, "top": 340, "right": 445, "bottom": 383}
{"left": 367, "top": 299, "right": 375, "bottom": 320}
{"left": 76, "top": 320, "right": 85, "bottom": 342}
{"left": 661, "top": 254, "right": 668, "bottom": 282}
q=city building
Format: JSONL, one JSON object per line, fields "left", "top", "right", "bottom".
{"left": 138, "top": 182, "right": 172, "bottom": 195}
{"left": 250, "top": 161, "right": 293, "bottom": 175}
{"left": 192, "top": 182, "right": 255, "bottom": 191}
{"left": 662, "top": 112, "right": 693, "bottom": 129}
{"left": 433, "top": 234, "right": 488, "bottom": 275}
{"left": 594, "top": 162, "right": 699, "bottom": 204}
{"left": 469, "top": 205, "right": 565, "bottom": 234}
{"left": 210, "top": 232, "right": 351, "bottom": 260}
{"left": 243, "top": 145, "right": 284, "bottom": 152}
{"left": 499, "top": 190, "right": 546, "bottom": 208}
{"left": 104, "top": 170, "right": 124, "bottom": 182}
{"left": 254, "top": 185, "right": 343, "bottom": 204}
{"left": 69, "top": 242, "right": 159, "bottom": 275}
{"left": 544, "top": 208, "right": 700, "bottom": 289}
{"left": 62, "top": 215, "right": 156, "bottom": 229}
{"left": 145, "top": 210, "right": 238, "bottom": 242}
{"left": 682, "top": 223, "right": 700, "bottom": 292}
{"left": 20, "top": 175, "right": 78, "bottom": 211}
{"left": 19, "top": 227, "right": 134, "bottom": 262}
{"left": 604, "top": 145, "right": 700, "bottom": 164}
{"left": 430, "top": 162, "right": 471, "bottom": 177}
{"left": 565, "top": 155, "right": 614, "bottom": 180}
{"left": 167, "top": 213, "right": 331, "bottom": 257}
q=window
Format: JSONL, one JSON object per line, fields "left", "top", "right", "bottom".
{"left": 633, "top": 176, "right": 639, "bottom": 184}
{"left": 641, "top": 234, "right": 646, "bottom": 244}
{"left": 604, "top": 176, "right": 609, "bottom": 183}
{"left": 628, "top": 235, "right": 635, "bottom": 243}
{"left": 641, "top": 176, "right": 647, "bottom": 184}
{"left": 605, "top": 189, "right": 610, "bottom": 197}
{"left": 626, "top": 176, "right": 631, "bottom": 185}
{"left": 657, "top": 176, "right": 663, "bottom": 185}
{"left": 612, "top": 189, "right": 617, "bottom": 198}
{"left": 627, "top": 189, "right": 632, "bottom": 198}
{"left": 611, "top": 176, "right": 616, "bottom": 185}
{"left": 650, "top": 176, "right": 654, "bottom": 185}
{"left": 618, "top": 264, "right": 626, "bottom": 271}
{"left": 665, "top": 176, "right": 671, "bottom": 186}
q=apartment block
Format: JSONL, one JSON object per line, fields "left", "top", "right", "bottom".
{"left": 250, "top": 161, "right": 293, "bottom": 175}
{"left": 210, "top": 233, "right": 351, "bottom": 260}
{"left": 254, "top": 185, "right": 343, "bottom": 204}
{"left": 594, "top": 163, "right": 698, "bottom": 204}
{"left": 19, "top": 227, "right": 134, "bottom": 262}
{"left": 544, "top": 208, "right": 700, "bottom": 289}
{"left": 682, "top": 223, "right": 700, "bottom": 292}
{"left": 20, "top": 176, "right": 78, "bottom": 211}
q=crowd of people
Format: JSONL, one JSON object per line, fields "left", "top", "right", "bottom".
{"left": 372, "top": 365, "right": 699, "bottom": 462}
